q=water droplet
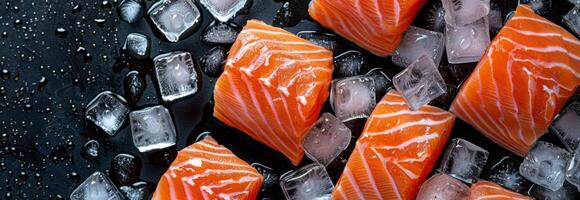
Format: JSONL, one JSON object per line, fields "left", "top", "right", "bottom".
{"left": 55, "top": 28, "right": 67, "bottom": 38}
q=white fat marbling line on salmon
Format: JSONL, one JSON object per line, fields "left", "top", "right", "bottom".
{"left": 371, "top": 110, "right": 450, "bottom": 119}
{"left": 357, "top": 145, "right": 385, "bottom": 200}
{"left": 365, "top": 116, "right": 454, "bottom": 137}
{"left": 372, "top": 133, "right": 440, "bottom": 151}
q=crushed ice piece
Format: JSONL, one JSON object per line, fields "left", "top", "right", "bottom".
{"left": 199, "top": 0, "right": 247, "bottom": 22}
{"left": 563, "top": 7, "right": 580, "bottom": 37}
{"left": 442, "top": 0, "right": 490, "bottom": 26}
{"left": 528, "top": 182, "right": 578, "bottom": 200}
{"left": 110, "top": 153, "right": 141, "bottom": 186}
{"left": 119, "top": 181, "right": 151, "bottom": 200}
{"left": 416, "top": 173, "right": 470, "bottom": 200}
{"left": 130, "top": 105, "right": 177, "bottom": 152}
{"left": 566, "top": 147, "right": 580, "bottom": 190}
{"left": 70, "top": 171, "right": 124, "bottom": 200}
{"left": 551, "top": 102, "right": 580, "bottom": 151}
{"left": 118, "top": 0, "right": 146, "bottom": 24}
{"left": 392, "top": 26, "right": 445, "bottom": 68}
{"left": 302, "top": 113, "right": 351, "bottom": 166}
{"left": 124, "top": 71, "right": 146, "bottom": 105}
{"left": 487, "top": 156, "right": 526, "bottom": 193}
{"left": 438, "top": 138, "right": 490, "bottom": 184}
{"left": 393, "top": 55, "right": 447, "bottom": 110}
{"left": 200, "top": 47, "right": 227, "bottom": 77}
{"left": 330, "top": 75, "right": 376, "bottom": 122}
{"left": 85, "top": 91, "right": 130, "bottom": 136}
{"left": 445, "top": 17, "right": 491, "bottom": 64}
{"left": 148, "top": 0, "right": 201, "bottom": 42}
{"left": 123, "top": 33, "right": 150, "bottom": 59}
{"left": 153, "top": 51, "right": 199, "bottom": 102}
{"left": 334, "top": 50, "right": 364, "bottom": 78}
{"left": 366, "top": 68, "right": 392, "bottom": 101}
{"left": 280, "top": 163, "right": 334, "bottom": 200}
{"left": 297, "top": 31, "right": 338, "bottom": 51}
{"left": 519, "top": 141, "right": 571, "bottom": 191}
{"left": 81, "top": 140, "right": 100, "bottom": 159}
{"left": 202, "top": 22, "right": 239, "bottom": 44}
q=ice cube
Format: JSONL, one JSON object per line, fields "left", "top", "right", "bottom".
{"left": 201, "top": 22, "right": 239, "bottom": 44}
{"left": 118, "top": 0, "right": 146, "bottom": 24}
{"left": 153, "top": 51, "right": 199, "bottom": 102}
{"left": 330, "top": 75, "right": 376, "bottom": 122}
{"left": 445, "top": 17, "right": 491, "bottom": 64}
{"left": 334, "top": 50, "right": 364, "bottom": 78}
{"left": 124, "top": 71, "right": 146, "bottom": 105}
{"left": 199, "top": 0, "right": 247, "bottom": 22}
{"left": 297, "top": 31, "right": 338, "bottom": 51}
{"left": 528, "top": 182, "right": 578, "bottom": 200}
{"left": 273, "top": 0, "right": 308, "bottom": 28}
{"left": 564, "top": 7, "right": 580, "bottom": 37}
{"left": 280, "top": 163, "right": 334, "bottom": 200}
{"left": 148, "top": 0, "right": 201, "bottom": 42}
{"left": 519, "top": 141, "right": 571, "bottom": 191}
{"left": 570, "top": 0, "right": 580, "bottom": 6}
{"left": 529, "top": 0, "right": 552, "bottom": 15}
{"left": 566, "top": 147, "right": 580, "bottom": 190}
{"left": 119, "top": 181, "right": 151, "bottom": 200}
{"left": 441, "top": 0, "right": 490, "bottom": 26}
{"left": 200, "top": 47, "right": 227, "bottom": 77}
{"left": 366, "top": 68, "right": 392, "bottom": 101}
{"left": 81, "top": 140, "right": 100, "bottom": 159}
{"left": 551, "top": 102, "right": 580, "bottom": 151}
{"left": 302, "top": 113, "right": 351, "bottom": 166}
{"left": 438, "top": 138, "right": 490, "bottom": 184}
{"left": 130, "top": 105, "right": 177, "bottom": 152}
{"left": 110, "top": 153, "right": 141, "bottom": 186}
{"left": 392, "top": 26, "right": 445, "bottom": 68}
{"left": 70, "top": 171, "right": 124, "bottom": 200}
{"left": 426, "top": 2, "right": 446, "bottom": 32}
{"left": 123, "top": 33, "right": 150, "bottom": 59}
{"left": 251, "top": 163, "right": 281, "bottom": 190}
{"left": 486, "top": 156, "right": 526, "bottom": 193}
{"left": 416, "top": 173, "right": 470, "bottom": 200}
{"left": 393, "top": 55, "right": 447, "bottom": 110}
{"left": 85, "top": 91, "right": 130, "bottom": 136}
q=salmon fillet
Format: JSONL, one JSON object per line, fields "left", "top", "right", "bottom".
{"left": 468, "top": 181, "right": 533, "bottom": 200}
{"left": 213, "top": 20, "right": 334, "bottom": 165}
{"left": 332, "top": 90, "right": 455, "bottom": 200}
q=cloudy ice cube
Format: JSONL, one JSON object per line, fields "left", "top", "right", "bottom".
{"left": 566, "top": 147, "right": 580, "bottom": 190}
{"left": 445, "top": 17, "right": 491, "bottom": 64}
{"left": 123, "top": 33, "right": 151, "bottom": 59}
{"left": 438, "top": 138, "right": 489, "bottom": 184}
{"left": 564, "top": 7, "right": 580, "bottom": 37}
{"left": 529, "top": 0, "right": 552, "bottom": 15}
{"left": 528, "top": 183, "right": 578, "bottom": 200}
{"left": 442, "top": 0, "right": 490, "bottom": 26}
{"left": 148, "top": 0, "right": 201, "bottom": 42}
{"left": 519, "top": 141, "right": 571, "bottom": 191}
{"left": 486, "top": 156, "right": 526, "bottom": 193}
{"left": 85, "top": 91, "right": 130, "bottom": 136}
{"left": 70, "top": 171, "right": 124, "bottom": 200}
{"left": 153, "top": 51, "right": 199, "bottom": 102}
{"left": 366, "top": 68, "right": 392, "bottom": 101}
{"left": 130, "top": 105, "right": 177, "bottom": 152}
{"left": 334, "top": 50, "right": 364, "bottom": 78}
{"left": 426, "top": 2, "right": 446, "bottom": 32}
{"left": 330, "top": 75, "right": 376, "bottom": 122}
{"left": 280, "top": 163, "right": 333, "bottom": 200}
{"left": 393, "top": 55, "right": 447, "bottom": 110}
{"left": 297, "top": 31, "right": 338, "bottom": 51}
{"left": 416, "top": 173, "right": 470, "bottom": 200}
{"left": 110, "top": 153, "right": 141, "bottom": 186}
{"left": 202, "top": 22, "right": 239, "bottom": 44}
{"left": 551, "top": 102, "right": 580, "bottom": 151}
{"left": 118, "top": 0, "right": 145, "bottom": 24}
{"left": 302, "top": 113, "right": 351, "bottom": 166}
{"left": 200, "top": 0, "right": 247, "bottom": 22}
{"left": 392, "top": 26, "right": 445, "bottom": 68}
{"left": 200, "top": 47, "right": 227, "bottom": 77}
{"left": 119, "top": 181, "right": 151, "bottom": 200}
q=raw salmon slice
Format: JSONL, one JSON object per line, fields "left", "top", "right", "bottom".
{"left": 468, "top": 181, "right": 533, "bottom": 200}
{"left": 308, "top": 0, "right": 427, "bottom": 56}
{"left": 152, "top": 137, "right": 263, "bottom": 200}
{"left": 213, "top": 20, "right": 333, "bottom": 165}
{"left": 450, "top": 5, "right": 580, "bottom": 156}
{"left": 332, "top": 90, "right": 455, "bottom": 200}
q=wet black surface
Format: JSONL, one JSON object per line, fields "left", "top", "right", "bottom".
{"left": 0, "top": 0, "right": 578, "bottom": 199}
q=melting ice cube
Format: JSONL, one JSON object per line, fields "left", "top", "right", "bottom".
{"left": 441, "top": 0, "right": 490, "bottom": 26}
{"left": 118, "top": 0, "right": 146, "bottom": 24}
{"left": 486, "top": 156, "right": 526, "bottom": 193}
{"left": 202, "top": 22, "right": 239, "bottom": 44}
{"left": 426, "top": 2, "right": 446, "bottom": 32}
{"left": 392, "top": 26, "right": 445, "bottom": 68}
{"left": 119, "top": 182, "right": 151, "bottom": 200}
{"left": 124, "top": 71, "right": 146, "bottom": 105}
{"left": 551, "top": 102, "right": 580, "bottom": 151}
{"left": 85, "top": 91, "right": 130, "bottom": 136}
{"left": 334, "top": 50, "right": 364, "bottom": 78}
{"left": 297, "top": 31, "right": 338, "bottom": 51}
{"left": 81, "top": 140, "right": 100, "bottom": 159}
{"left": 302, "top": 113, "right": 351, "bottom": 166}
{"left": 280, "top": 163, "right": 334, "bottom": 200}
{"left": 528, "top": 182, "right": 578, "bottom": 200}
{"left": 200, "top": 47, "right": 227, "bottom": 77}
{"left": 416, "top": 173, "right": 470, "bottom": 200}
{"left": 330, "top": 75, "right": 376, "bottom": 122}
{"left": 445, "top": 17, "right": 490, "bottom": 64}
{"left": 366, "top": 68, "right": 392, "bottom": 101}
{"left": 393, "top": 55, "right": 447, "bottom": 110}
{"left": 110, "top": 153, "right": 141, "bottom": 186}
{"left": 566, "top": 147, "right": 580, "bottom": 190}
{"left": 148, "top": 0, "right": 201, "bottom": 42}
{"left": 70, "top": 171, "right": 124, "bottom": 200}
{"left": 564, "top": 7, "right": 580, "bottom": 37}
{"left": 130, "top": 105, "right": 177, "bottom": 152}
{"left": 199, "top": 0, "right": 247, "bottom": 22}
{"left": 153, "top": 51, "right": 199, "bottom": 102}
{"left": 123, "top": 33, "right": 151, "bottom": 59}
{"left": 438, "top": 138, "right": 490, "bottom": 184}
{"left": 519, "top": 141, "right": 571, "bottom": 191}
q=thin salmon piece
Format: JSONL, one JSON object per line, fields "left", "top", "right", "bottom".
{"left": 308, "top": 0, "right": 427, "bottom": 56}
{"left": 213, "top": 20, "right": 334, "bottom": 165}
{"left": 332, "top": 90, "right": 455, "bottom": 200}
{"left": 450, "top": 5, "right": 580, "bottom": 156}
{"left": 152, "top": 137, "right": 263, "bottom": 200}
{"left": 468, "top": 181, "right": 533, "bottom": 200}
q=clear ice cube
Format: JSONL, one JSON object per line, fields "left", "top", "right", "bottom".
{"left": 487, "top": 156, "right": 526, "bottom": 193}
{"left": 118, "top": 0, "right": 146, "bottom": 24}
{"left": 416, "top": 173, "right": 470, "bottom": 200}
{"left": 519, "top": 141, "right": 571, "bottom": 191}
{"left": 442, "top": 0, "right": 490, "bottom": 26}
{"left": 566, "top": 147, "right": 580, "bottom": 190}
{"left": 551, "top": 102, "right": 580, "bottom": 151}
{"left": 438, "top": 138, "right": 490, "bottom": 184}
{"left": 302, "top": 113, "right": 351, "bottom": 166}
{"left": 297, "top": 31, "right": 338, "bottom": 51}
{"left": 564, "top": 7, "right": 580, "bottom": 37}
{"left": 330, "top": 75, "right": 376, "bottom": 122}
{"left": 393, "top": 55, "right": 447, "bottom": 110}
{"left": 366, "top": 68, "right": 392, "bottom": 101}
{"left": 130, "top": 105, "right": 177, "bottom": 152}
{"left": 153, "top": 51, "right": 199, "bottom": 102}
{"left": 202, "top": 22, "right": 239, "bottom": 44}
{"left": 123, "top": 33, "right": 151, "bottom": 59}
{"left": 334, "top": 50, "right": 364, "bottom": 78}
{"left": 445, "top": 17, "right": 491, "bottom": 64}
{"left": 70, "top": 171, "right": 124, "bottom": 200}
{"left": 280, "top": 163, "right": 334, "bottom": 200}
{"left": 148, "top": 0, "right": 201, "bottom": 42}
{"left": 85, "top": 91, "right": 130, "bottom": 136}
{"left": 199, "top": 0, "right": 247, "bottom": 22}
{"left": 392, "top": 26, "right": 445, "bottom": 68}
{"left": 200, "top": 46, "right": 227, "bottom": 77}
{"left": 528, "top": 182, "right": 578, "bottom": 200}
{"left": 119, "top": 181, "right": 151, "bottom": 200}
